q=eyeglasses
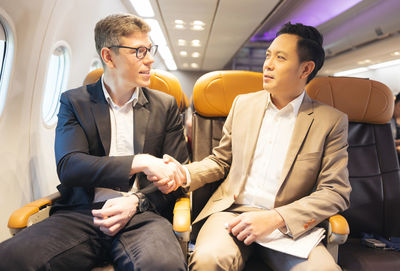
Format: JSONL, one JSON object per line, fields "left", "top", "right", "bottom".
{"left": 108, "top": 44, "right": 158, "bottom": 59}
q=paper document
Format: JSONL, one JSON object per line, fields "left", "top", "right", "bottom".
{"left": 256, "top": 227, "right": 325, "bottom": 259}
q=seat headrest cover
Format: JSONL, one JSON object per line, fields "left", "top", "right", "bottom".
{"left": 83, "top": 68, "right": 104, "bottom": 86}
{"left": 82, "top": 68, "right": 187, "bottom": 112}
{"left": 150, "top": 69, "right": 186, "bottom": 111}
{"left": 306, "top": 76, "right": 394, "bottom": 124}
{"left": 193, "top": 70, "right": 263, "bottom": 117}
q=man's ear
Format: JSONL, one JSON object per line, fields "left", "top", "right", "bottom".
{"left": 300, "top": 61, "right": 315, "bottom": 80}
{"left": 101, "top": 47, "right": 114, "bottom": 69}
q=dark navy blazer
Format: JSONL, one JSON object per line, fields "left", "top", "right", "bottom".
{"left": 53, "top": 80, "right": 189, "bottom": 221}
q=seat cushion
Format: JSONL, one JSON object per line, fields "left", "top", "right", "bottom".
{"left": 339, "top": 238, "right": 400, "bottom": 271}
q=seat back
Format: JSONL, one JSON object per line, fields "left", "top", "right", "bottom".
{"left": 83, "top": 68, "right": 188, "bottom": 112}
{"left": 191, "top": 70, "right": 263, "bottom": 232}
{"left": 305, "top": 76, "right": 400, "bottom": 239}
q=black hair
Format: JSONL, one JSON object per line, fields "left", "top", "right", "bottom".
{"left": 277, "top": 22, "right": 325, "bottom": 83}
{"left": 395, "top": 93, "right": 400, "bottom": 104}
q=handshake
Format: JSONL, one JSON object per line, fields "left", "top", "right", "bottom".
{"left": 132, "top": 154, "right": 187, "bottom": 194}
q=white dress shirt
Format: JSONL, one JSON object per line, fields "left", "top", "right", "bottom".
{"left": 93, "top": 76, "right": 138, "bottom": 203}
{"left": 235, "top": 91, "right": 305, "bottom": 209}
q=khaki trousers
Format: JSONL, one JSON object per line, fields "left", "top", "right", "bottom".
{"left": 189, "top": 209, "right": 341, "bottom": 271}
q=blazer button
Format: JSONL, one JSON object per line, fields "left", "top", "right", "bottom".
{"left": 304, "top": 224, "right": 309, "bottom": 229}
{"left": 311, "top": 218, "right": 316, "bottom": 223}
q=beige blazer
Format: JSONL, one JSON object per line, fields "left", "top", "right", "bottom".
{"left": 186, "top": 90, "right": 351, "bottom": 239}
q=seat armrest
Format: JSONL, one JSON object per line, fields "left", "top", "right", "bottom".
{"left": 8, "top": 192, "right": 60, "bottom": 235}
{"left": 173, "top": 195, "right": 191, "bottom": 233}
{"left": 324, "top": 214, "right": 349, "bottom": 262}
{"left": 328, "top": 214, "right": 349, "bottom": 245}
{"left": 172, "top": 195, "right": 191, "bottom": 258}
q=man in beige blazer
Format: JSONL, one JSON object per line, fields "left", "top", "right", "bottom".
{"left": 160, "top": 22, "right": 351, "bottom": 271}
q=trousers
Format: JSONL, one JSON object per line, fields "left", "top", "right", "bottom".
{"left": 189, "top": 210, "right": 341, "bottom": 271}
{"left": 0, "top": 206, "right": 186, "bottom": 271}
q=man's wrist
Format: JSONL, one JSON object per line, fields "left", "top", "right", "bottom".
{"left": 273, "top": 209, "right": 291, "bottom": 236}
{"left": 124, "top": 191, "right": 148, "bottom": 213}
{"left": 182, "top": 166, "right": 191, "bottom": 188}
{"left": 133, "top": 192, "right": 149, "bottom": 213}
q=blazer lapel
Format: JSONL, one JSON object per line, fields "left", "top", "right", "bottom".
{"left": 133, "top": 87, "right": 150, "bottom": 154}
{"left": 89, "top": 82, "right": 111, "bottom": 155}
{"left": 279, "top": 93, "right": 314, "bottom": 185}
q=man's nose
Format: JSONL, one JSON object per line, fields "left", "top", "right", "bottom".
{"left": 264, "top": 58, "right": 274, "bottom": 70}
{"left": 143, "top": 51, "right": 155, "bottom": 64}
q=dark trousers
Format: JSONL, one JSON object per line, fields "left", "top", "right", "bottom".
{"left": 0, "top": 207, "right": 186, "bottom": 271}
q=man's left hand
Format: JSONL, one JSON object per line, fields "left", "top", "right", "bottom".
{"left": 92, "top": 195, "right": 139, "bottom": 236}
{"left": 228, "top": 210, "right": 285, "bottom": 245}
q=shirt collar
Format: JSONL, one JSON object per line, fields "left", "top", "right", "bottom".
{"left": 266, "top": 90, "right": 305, "bottom": 117}
{"left": 101, "top": 75, "right": 138, "bottom": 108}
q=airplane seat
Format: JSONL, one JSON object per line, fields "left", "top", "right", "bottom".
{"left": 83, "top": 68, "right": 104, "bottom": 86}
{"left": 305, "top": 76, "right": 400, "bottom": 270}
{"left": 7, "top": 69, "right": 191, "bottom": 270}
{"left": 191, "top": 70, "right": 265, "bottom": 228}
{"left": 190, "top": 70, "right": 349, "bottom": 270}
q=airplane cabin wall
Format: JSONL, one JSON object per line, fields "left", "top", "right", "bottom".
{"left": 0, "top": 0, "right": 129, "bottom": 242}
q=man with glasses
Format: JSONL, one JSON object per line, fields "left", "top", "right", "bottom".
{"left": 0, "top": 14, "right": 187, "bottom": 271}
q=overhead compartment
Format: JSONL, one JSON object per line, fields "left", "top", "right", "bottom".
{"left": 322, "top": 0, "right": 400, "bottom": 57}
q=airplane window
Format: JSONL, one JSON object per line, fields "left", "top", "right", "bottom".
{"left": 0, "top": 39, "right": 4, "bottom": 75}
{"left": 42, "top": 44, "right": 70, "bottom": 126}
{"left": 0, "top": 17, "right": 14, "bottom": 117}
{"left": 89, "top": 58, "right": 102, "bottom": 72}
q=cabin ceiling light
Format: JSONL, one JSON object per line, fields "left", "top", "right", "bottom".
{"left": 357, "top": 59, "right": 371, "bottom": 65}
{"left": 182, "top": 63, "right": 189, "bottom": 68}
{"left": 180, "top": 51, "right": 188, "bottom": 57}
{"left": 192, "top": 20, "right": 205, "bottom": 26}
{"left": 391, "top": 51, "right": 400, "bottom": 56}
{"left": 175, "top": 24, "right": 185, "bottom": 30}
{"left": 190, "top": 20, "right": 205, "bottom": 31}
{"left": 369, "top": 59, "right": 400, "bottom": 69}
{"left": 130, "top": 0, "right": 154, "bottom": 17}
{"left": 145, "top": 19, "right": 167, "bottom": 45}
{"left": 191, "top": 40, "right": 201, "bottom": 47}
{"left": 175, "top": 19, "right": 186, "bottom": 30}
{"left": 191, "top": 63, "right": 199, "bottom": 68}
{"left": 335, "top": 59, "right": 400, "bottom": 76}
{"left": 334, "top": 67, "right": 368, "bottom": 76}
{"left": 191, "top": 25, "right": 204, "bottom": 31}
{"left": 158, "top": 46, "right": 177, "bottom": 70}
{"left": 191, "top": 52, "right": 200, "bottom": 58}
{"left": 178, "top": 39, "right": 186, "bottom": 46}
{"left": 145, "top": 19, "right": 177, "bottom": 70}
